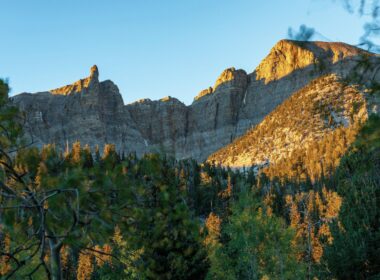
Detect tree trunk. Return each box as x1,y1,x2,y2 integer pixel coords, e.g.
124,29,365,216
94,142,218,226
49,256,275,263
49,240,63,280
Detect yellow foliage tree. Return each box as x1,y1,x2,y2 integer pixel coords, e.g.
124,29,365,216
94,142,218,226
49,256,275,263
285,187,342,273
204,212,222,248
93,244,112,267
77,251,94,280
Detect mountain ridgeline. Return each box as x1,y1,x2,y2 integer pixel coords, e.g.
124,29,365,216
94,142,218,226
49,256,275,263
12,40,380,170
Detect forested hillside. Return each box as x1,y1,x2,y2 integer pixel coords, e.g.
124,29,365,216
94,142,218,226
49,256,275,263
208,74,369,180
1,78,379,279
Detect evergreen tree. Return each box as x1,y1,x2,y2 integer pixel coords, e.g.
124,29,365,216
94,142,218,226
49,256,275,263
323,115,380,279
127,154,207,280
207,188,306,280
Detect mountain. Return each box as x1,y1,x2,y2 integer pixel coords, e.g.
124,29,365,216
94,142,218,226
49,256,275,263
11,40,380,164
208,74,368,179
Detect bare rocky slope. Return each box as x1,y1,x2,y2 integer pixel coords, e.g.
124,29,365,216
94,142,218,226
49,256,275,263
11,40,380,162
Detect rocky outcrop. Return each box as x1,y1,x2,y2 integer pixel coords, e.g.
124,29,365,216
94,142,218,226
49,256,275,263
255,40,371,84
185,67,249,160
126,96,188,155
50,65,100,96
11,40,380,162
12,67,148,155
194,87,213,101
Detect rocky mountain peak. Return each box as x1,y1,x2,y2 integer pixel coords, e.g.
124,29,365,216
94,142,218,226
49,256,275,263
50,65,100,95
214,67,247,90
300,41,371,62
194,68,247,101
255,39,370,84
90,65,99,80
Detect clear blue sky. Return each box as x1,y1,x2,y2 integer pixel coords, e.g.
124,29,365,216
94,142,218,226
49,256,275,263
1,0,367,105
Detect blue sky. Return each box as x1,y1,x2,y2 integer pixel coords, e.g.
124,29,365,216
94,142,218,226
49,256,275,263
1,0,368,104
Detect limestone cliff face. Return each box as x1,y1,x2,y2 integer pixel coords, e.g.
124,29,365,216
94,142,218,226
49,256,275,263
125,97,188,155
255,40,371,84
11,40,380,162
13,67,147,155
184,67,249,160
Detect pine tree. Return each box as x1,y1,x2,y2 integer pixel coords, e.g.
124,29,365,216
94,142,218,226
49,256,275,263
323,116,380,279
127,155,207,280
208,189,306,280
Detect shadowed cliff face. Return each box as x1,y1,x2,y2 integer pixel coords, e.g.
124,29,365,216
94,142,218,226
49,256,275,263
12,67,148,155
11,40,380,162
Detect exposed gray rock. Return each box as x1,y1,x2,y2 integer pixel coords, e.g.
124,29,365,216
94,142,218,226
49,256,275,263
11,40,380,161
12,69,148,155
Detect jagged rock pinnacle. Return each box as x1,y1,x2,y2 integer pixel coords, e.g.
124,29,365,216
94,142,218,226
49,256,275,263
90,65,99,80
50,65,100,95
